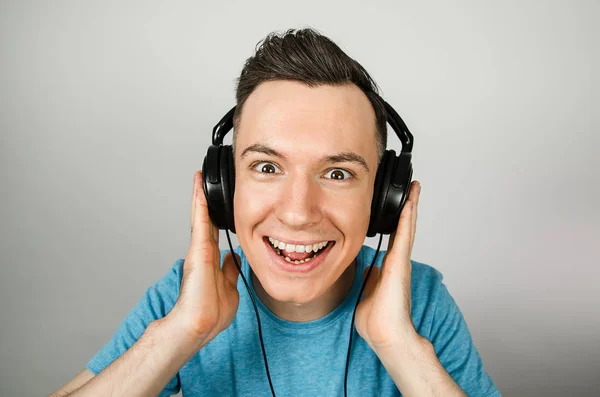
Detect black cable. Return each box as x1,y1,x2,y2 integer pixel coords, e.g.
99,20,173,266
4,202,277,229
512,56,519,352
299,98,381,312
344,233,384,397
225,230,277,397
225,231,383,397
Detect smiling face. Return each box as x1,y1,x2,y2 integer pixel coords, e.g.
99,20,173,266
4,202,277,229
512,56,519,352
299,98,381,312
233,80,380,313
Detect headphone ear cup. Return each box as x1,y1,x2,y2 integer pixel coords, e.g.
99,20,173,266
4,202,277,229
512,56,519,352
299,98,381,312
202,145,228,230
367,150,413,236
368,151,393,237
382,152,412,234
220,145,236,233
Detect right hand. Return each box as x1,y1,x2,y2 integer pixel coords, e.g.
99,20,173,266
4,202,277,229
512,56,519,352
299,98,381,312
166,170,241,346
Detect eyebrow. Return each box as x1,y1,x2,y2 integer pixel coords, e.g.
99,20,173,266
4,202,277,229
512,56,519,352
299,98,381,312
240,143,370,172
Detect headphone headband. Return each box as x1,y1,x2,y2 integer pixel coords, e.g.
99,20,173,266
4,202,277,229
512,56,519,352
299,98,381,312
212,106,236,145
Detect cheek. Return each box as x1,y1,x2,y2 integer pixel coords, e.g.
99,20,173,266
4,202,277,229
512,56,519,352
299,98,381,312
233,180,275,229
325,188,373,236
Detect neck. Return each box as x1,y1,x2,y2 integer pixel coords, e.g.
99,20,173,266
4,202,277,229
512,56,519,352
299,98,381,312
250,261,356,322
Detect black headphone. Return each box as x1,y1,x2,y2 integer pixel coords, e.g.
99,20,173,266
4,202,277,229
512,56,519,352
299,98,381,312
202,99,414,237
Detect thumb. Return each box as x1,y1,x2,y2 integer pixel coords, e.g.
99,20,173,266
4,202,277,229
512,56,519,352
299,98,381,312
361,265,381,299
222,252,241,287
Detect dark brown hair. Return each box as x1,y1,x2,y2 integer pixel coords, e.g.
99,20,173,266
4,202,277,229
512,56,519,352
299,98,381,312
232,28,387,162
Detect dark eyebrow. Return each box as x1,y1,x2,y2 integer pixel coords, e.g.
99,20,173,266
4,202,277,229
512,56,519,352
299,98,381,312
240,143,287,160
323,152,370,173
240,143,370,173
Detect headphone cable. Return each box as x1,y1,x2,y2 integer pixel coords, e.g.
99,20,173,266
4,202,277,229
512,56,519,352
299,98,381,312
226,230,277,397
344,233,383,397
225,230,384,397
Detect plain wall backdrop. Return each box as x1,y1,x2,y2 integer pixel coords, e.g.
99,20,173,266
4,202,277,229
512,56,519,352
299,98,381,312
1,1,598,396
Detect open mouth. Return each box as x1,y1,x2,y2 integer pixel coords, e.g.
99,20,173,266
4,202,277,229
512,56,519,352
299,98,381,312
264,237,333,265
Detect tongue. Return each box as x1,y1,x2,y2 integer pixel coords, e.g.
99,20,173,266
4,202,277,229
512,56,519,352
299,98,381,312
282,250,314,261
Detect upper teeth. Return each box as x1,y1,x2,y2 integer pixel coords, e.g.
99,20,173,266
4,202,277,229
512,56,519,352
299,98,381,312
268,237,329,254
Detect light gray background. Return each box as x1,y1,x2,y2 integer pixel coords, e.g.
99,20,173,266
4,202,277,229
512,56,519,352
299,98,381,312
1,1,598,396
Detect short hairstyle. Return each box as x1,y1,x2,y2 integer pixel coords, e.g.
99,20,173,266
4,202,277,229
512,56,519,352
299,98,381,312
232,27,387,163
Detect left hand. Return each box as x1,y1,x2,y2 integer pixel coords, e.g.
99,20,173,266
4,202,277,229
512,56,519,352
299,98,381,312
355,180,422,352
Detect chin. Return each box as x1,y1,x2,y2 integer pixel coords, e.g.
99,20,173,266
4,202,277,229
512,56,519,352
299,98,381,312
265,286,319,306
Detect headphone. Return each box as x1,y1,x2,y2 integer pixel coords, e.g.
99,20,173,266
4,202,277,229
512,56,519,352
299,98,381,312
202,99,414,237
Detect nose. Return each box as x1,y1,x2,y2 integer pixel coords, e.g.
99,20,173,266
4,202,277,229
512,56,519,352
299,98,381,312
274,173,323,230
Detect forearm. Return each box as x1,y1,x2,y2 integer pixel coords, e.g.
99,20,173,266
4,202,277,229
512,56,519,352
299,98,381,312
69,317,204,397
376,334,467,397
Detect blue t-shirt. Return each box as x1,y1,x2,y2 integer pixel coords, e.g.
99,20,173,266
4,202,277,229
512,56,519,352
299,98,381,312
86,245,501,396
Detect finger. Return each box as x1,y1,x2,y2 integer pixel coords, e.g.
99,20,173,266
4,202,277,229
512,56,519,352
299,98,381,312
191,170,198,231
191,170,218,248
381,199,413,277
410,181,421,246
393,198,413,256
222,252,241,287
387,181,419,252
194,170,219,244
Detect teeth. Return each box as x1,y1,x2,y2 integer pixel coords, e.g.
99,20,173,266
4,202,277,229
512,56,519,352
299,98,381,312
267,237,330,264
268,237,329,253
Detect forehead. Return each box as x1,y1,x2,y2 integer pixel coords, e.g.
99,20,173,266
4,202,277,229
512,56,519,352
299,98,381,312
235,80,378,165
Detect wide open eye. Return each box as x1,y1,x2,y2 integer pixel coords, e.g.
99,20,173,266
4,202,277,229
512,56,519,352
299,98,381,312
324,168,352,180
252,162,281,174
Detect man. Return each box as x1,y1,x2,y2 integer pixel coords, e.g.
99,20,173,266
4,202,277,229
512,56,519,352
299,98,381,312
50,28,501,396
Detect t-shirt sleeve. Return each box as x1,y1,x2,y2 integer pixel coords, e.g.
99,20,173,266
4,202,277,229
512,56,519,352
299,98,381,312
427,271,502,397
85,258,185,397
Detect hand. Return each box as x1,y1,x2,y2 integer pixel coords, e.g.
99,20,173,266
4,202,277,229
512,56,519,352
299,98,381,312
165,170,241,347
355,181,422,352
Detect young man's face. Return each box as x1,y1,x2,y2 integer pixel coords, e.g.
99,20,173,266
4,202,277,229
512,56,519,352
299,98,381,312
233,80,380,306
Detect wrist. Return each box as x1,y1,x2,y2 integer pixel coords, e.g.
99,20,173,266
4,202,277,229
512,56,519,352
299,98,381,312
374,331,432,370
150,315,208,357
373,333,466,396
